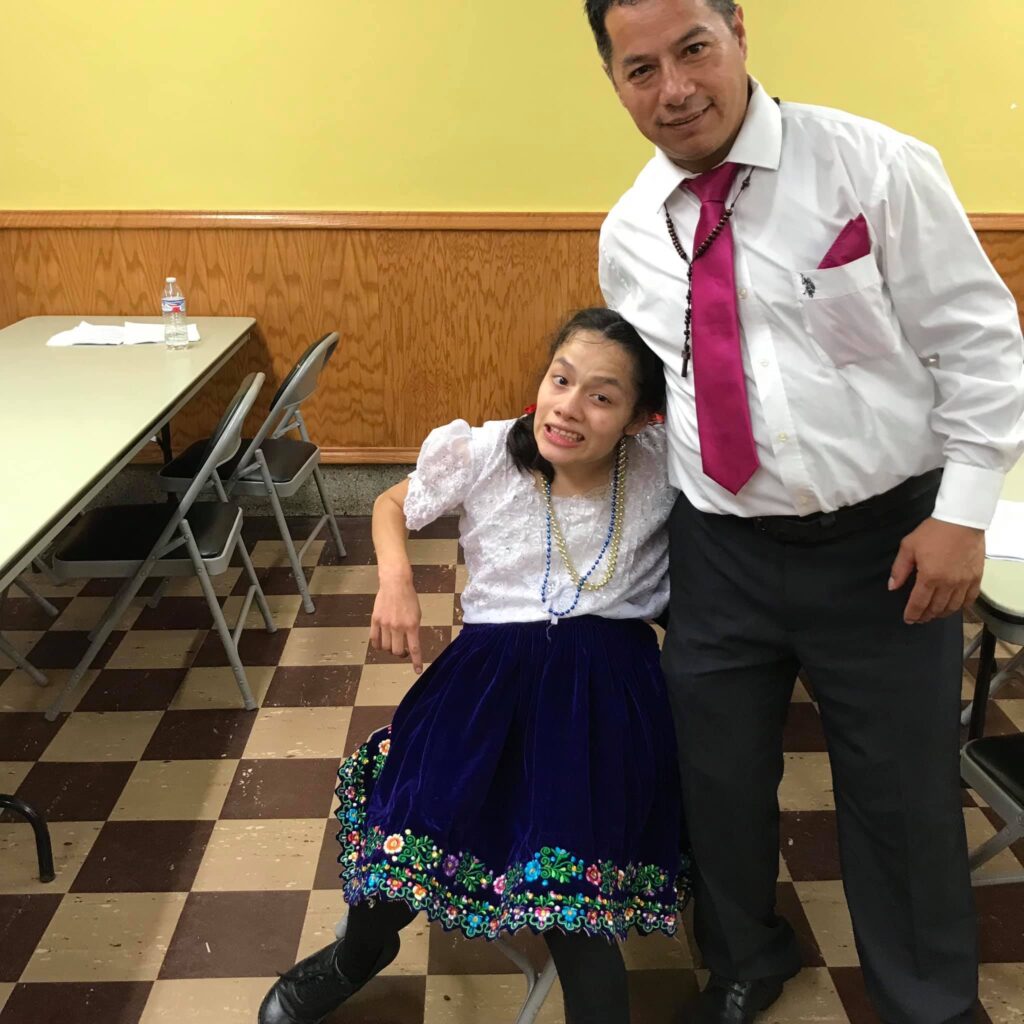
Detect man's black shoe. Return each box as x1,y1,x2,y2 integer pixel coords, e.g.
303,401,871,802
258,934,399,1024
693,971,798,1024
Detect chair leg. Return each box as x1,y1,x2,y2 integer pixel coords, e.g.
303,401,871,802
236,537,277,635
312,464,346,558
147,577,171,610
969,819,1024,876
0,795,56,882
13,578,60,618
257,452,315,614
181,522,258,711
0,632,48,687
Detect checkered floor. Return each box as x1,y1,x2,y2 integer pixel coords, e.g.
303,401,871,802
1,514,1023,1024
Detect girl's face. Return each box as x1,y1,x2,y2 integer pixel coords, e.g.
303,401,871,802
533,331,649,475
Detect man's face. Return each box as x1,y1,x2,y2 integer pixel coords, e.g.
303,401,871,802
604,0,750,172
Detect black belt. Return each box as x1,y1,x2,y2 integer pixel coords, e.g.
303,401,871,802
746,469,942,546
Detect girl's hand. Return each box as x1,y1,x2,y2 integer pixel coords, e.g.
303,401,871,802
369,579,424,674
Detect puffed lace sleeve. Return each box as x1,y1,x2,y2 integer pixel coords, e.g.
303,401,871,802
403,419,476,531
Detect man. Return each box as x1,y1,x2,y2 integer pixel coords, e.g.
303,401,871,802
584,1,1024,1022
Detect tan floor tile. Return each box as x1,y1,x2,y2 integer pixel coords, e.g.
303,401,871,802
621,929,694,969
998,700,1024,731
140,978,275,1023
418,593,456,627
0,631,44,661
778,852,792,883
0,761,30,792
51,596,146,632
406,539,459,565
297,893,431,975
454,565,469,595
39,711,163,762
242,706,353,759
451,625,463,641
0,822,103,895
425,974,565,1024
793,881,857,967
0,668,95,712
791,681,814,703
163,568,241,598
14,573,83,599
759,967,848,1023
964,807,1024,881
110,759,239,821
192,819,324,891
779,753,835,812
979,964,1024,1024
309,565,379,595
169,665,275,710
279,627,368,667
356,664,423,706
222,593,302,631
106,629,206,670
22,892,187,982
251,539,325,569
0,983,13,1014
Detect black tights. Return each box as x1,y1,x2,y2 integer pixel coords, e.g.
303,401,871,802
339,900,629,1024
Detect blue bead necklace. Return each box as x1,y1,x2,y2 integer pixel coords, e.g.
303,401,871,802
539,438,628,623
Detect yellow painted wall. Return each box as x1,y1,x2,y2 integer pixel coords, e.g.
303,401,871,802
1,1,1021,211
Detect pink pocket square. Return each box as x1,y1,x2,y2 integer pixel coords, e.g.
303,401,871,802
818,214,871,270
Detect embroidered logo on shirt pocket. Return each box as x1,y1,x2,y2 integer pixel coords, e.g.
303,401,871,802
792,254,900,368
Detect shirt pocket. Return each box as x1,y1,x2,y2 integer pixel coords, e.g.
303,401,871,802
791,254,900,368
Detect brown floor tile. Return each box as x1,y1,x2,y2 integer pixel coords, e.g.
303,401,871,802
319,535,376,566
0,981,152,1024
190,627,290,668
627,967,699,1023
975,884,1024,962
0,894,63,981
313,819,345,891
131,597,222,631
77,668,188,712
1,761,135,823
254,567,315,597
364,627,451,666
70,820,215,893
783,703,829,752
220,759,340,819
779,810,843,881
0,714,65,761
427,922,548,975
344,707,397,756
409,518,460,540
263,665,361,707
777,881,825,968
78,577,161,598
828,967,876,1024
160,891,309,979
141,709,256,761
0,596,71,631
302,594,376,627
411,566,456,594
330,974,426,1024
26,630,123,670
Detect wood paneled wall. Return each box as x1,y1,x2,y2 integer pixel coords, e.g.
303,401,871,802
1,211,1022,463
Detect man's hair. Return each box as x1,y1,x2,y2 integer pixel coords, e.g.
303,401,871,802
584,0,739,64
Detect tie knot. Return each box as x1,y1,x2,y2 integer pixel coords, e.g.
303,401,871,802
684,162,741,205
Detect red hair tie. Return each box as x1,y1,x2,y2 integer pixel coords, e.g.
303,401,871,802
523,403,537,415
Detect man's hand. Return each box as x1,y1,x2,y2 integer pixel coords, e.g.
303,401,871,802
369,578,424,673
889,517,985,625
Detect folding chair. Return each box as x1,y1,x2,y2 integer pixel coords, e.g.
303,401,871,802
42,373,276,721
960,585,1024,887
0,578,54,685
157,332,345,614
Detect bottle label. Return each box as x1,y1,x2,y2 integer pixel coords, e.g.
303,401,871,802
161,297,186,315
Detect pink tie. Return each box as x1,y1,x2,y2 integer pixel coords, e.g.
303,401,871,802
684,163,759,495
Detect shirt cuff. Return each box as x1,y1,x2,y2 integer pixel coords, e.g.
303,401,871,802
931,461,1005,530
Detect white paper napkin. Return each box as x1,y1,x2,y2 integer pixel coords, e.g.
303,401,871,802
46,321,201,347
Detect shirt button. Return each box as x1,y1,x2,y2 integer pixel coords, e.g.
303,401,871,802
760,359,770,368
738,287,749,300
777,433,788,444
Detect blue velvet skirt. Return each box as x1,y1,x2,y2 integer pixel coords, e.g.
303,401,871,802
335,616,690,941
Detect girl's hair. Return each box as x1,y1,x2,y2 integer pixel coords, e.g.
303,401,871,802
506,307,666,482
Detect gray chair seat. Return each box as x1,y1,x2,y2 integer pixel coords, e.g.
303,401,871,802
963,735,1024,808
159,437,318,490
54,502,242,575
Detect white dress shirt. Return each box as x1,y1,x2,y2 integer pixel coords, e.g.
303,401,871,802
599,80,1024,529
403,419,675,623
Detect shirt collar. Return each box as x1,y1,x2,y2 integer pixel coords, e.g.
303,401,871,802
644,78,782,213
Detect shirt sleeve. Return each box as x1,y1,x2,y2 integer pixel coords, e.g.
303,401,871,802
403,419,476,531
599,222,629,311
873,139,1024,528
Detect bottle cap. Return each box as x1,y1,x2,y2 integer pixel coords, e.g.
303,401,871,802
166,277,176,282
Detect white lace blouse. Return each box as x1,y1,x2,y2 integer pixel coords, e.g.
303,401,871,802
403,418,676,624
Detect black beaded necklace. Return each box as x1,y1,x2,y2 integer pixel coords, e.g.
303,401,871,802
662,166,755,377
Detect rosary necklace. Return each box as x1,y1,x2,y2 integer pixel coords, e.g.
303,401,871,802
539,438,628,623
663,166,754,377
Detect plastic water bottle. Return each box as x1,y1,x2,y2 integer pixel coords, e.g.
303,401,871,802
161,277,188,349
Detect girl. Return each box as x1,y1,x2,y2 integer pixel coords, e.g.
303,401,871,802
260,308,688,1024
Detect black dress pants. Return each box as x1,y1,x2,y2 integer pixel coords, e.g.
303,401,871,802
661,481,977,1024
